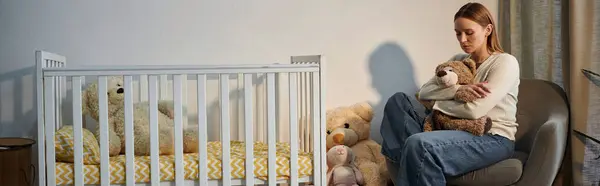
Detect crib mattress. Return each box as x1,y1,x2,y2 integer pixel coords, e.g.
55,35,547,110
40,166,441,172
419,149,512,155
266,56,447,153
54,141,313,185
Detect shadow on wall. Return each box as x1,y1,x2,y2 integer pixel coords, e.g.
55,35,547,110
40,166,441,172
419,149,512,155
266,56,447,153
367,42,421,144
204,74,267,142
0,66,37,139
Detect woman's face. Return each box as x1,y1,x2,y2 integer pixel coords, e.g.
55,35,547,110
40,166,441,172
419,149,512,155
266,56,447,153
454,17,490,54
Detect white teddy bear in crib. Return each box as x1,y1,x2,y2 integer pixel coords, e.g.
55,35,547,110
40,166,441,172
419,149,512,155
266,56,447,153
81,76,199,156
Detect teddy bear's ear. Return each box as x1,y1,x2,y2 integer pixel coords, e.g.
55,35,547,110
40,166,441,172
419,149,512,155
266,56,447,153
349,102,373,122
462,58,477,73
107,76,124,86
462,58,477,74
434,63,443,73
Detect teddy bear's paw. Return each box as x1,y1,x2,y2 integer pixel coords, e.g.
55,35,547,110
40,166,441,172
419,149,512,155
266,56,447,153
158,102,175,119
183,127,200,153
423,122,433,132
131,137,151,156
108,140,122,156
183,143,199,153
101,126,123,156
466,122,486,136
356,161,386,186
455,88,479,102
166,110,175,120
158,128,175,155
484,117,493,133
159,144,175,155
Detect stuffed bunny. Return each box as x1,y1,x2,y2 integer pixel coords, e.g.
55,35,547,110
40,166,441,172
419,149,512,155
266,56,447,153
326,145,365,186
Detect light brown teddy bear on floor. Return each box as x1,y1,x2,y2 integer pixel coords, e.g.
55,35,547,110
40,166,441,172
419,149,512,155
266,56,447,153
82,76,199,156
415,58,492,136
325,102,390,186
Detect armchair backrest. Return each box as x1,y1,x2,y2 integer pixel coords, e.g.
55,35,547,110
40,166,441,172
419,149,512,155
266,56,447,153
513,78,570,154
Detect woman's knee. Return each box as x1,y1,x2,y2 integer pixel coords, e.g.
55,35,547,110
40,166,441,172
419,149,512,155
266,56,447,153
390,92,411,101
404,133,433,152
385,92,412,109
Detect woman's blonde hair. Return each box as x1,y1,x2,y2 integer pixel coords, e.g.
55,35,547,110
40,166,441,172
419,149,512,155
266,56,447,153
454,2,504,53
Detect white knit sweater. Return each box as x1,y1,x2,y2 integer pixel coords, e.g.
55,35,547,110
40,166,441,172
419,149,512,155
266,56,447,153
418,53,520,141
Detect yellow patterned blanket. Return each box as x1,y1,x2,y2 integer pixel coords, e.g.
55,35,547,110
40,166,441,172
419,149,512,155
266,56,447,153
55,141,313,185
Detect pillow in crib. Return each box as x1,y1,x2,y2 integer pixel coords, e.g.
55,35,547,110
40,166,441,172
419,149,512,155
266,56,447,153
54,125,101,165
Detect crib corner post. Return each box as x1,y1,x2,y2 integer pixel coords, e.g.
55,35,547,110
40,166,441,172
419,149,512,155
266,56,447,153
35,50,46,186
35,50,67,186
318,55,327,186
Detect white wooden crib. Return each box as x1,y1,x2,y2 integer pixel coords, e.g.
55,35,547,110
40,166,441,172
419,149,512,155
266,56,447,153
35,50,327,186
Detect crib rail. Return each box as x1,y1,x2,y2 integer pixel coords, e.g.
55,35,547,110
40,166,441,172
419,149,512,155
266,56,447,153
42,64,320,76
35,51,326,186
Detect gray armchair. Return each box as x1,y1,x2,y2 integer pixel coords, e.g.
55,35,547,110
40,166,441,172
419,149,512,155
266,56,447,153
385,78,570,186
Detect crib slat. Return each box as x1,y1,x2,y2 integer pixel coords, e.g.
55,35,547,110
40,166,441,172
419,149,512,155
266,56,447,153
298,72,311,150
124,76,136,186
173,74,185,185
149,75,160,186
59,68,64,129
44,77,57,186
243,73,254,185
220,74,232,185
98,76,111,186
288,72,299,186
298,72,305,152
311,72,322,186
61,75,64,129
72,76,84,186
307,73,313,153
197,74,208,186
301,72,310,152
266,72,277,186
54,75,60,130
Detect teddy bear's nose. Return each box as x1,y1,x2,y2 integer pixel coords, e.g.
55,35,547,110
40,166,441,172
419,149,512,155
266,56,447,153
117,88,124,94
333,134,344,144
336,148,345,155
436,71,447,77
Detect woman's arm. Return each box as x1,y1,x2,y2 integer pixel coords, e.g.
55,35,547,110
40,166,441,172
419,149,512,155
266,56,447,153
433,54,520,119
417,77,462,100
417,53,469,100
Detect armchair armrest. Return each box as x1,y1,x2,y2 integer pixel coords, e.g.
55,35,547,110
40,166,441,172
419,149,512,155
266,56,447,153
515,116,568,186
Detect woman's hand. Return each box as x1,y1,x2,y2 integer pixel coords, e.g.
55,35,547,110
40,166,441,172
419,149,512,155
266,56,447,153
456,82,491,102
459,82,490,97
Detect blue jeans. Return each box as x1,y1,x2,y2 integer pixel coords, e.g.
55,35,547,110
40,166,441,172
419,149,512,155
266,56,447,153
380,92,515,186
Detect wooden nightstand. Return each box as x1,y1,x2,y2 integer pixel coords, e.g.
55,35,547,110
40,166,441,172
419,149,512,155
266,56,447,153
0,137,36,186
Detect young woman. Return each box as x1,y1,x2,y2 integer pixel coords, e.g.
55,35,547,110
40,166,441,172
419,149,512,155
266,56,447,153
379,2,520,185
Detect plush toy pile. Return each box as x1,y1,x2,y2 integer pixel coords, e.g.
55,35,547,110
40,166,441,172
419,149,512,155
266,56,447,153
81,76,199,156
325,102,390,186
415,58,492,136
327,145,364,186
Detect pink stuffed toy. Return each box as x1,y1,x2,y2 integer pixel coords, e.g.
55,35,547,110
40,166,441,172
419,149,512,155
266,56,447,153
326,145,365,186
